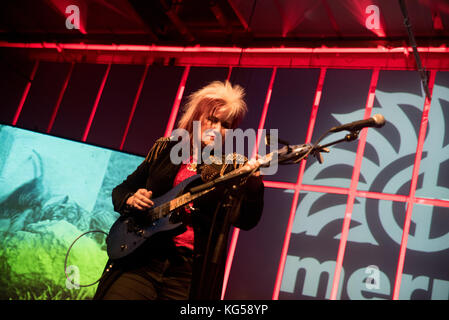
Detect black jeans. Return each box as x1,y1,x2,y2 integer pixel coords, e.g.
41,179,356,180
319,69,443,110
100,247,194,300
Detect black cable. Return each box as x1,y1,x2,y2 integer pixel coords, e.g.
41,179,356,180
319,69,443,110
284,130,331,165
237,0,258,65
64,230,110,288
398,0,431,99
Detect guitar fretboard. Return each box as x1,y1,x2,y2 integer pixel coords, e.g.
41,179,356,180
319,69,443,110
151,188,214,220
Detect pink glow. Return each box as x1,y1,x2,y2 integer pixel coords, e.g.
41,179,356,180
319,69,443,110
393,198,414,300
275,180,301,287
82,63,111,142
341,0,386,38
414,197,449,208
296,68,327,187
221,65,235,299
47,0,87,34
307,68,327,145
164,66,190,137
1,41,447,54
354,190,408,202
5,38,449,300
226,66,233,82
12,60,39,126
329,69,379,300
300,184,350,195
222,67,276,300
392,70,437,300
221,227,240,300
263,180,297,190
259,183,441,205
120,64,149,150
272,188,301,300
47,62,75,133
227,0,249,30
251,67,277,160
272,67,327,300
272,0,318,38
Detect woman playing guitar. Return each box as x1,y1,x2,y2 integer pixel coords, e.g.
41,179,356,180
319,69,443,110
94,81,264,300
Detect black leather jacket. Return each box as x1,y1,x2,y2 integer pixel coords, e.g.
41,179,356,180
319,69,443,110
95,137,264,299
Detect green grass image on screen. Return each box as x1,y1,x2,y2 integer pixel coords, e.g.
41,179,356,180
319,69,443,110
0,124,143,300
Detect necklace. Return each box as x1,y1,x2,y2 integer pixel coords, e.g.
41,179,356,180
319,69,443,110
187,162,197,172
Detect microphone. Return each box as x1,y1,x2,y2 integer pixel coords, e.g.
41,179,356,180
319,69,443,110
329,114,385,133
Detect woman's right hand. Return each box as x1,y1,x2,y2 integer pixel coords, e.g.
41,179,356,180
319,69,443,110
126,189,154,211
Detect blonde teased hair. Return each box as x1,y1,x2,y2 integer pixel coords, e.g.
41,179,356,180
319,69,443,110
177,80,247,135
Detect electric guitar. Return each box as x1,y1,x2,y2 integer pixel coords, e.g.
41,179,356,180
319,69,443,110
106,174,211,260
106,143,314,260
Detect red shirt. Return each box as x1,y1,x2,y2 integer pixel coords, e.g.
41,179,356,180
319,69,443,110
172,161,196,250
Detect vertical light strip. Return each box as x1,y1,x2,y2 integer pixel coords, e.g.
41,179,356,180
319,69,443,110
226,66,233,81
82,63,111,142
392,70,436,300
296,68,327,187
272,188,301,300
120,64,150,150
220,217,240,299
329,69,379,300
251,67,277,159
47,62,75,133
221,64,235,299
221,67,277,300
12,60,39,125
164,65,191,137
272,67,326,300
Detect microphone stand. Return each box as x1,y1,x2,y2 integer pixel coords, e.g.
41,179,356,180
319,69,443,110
316,130,359,149
191,129,362,299
270,130,360,166
196,185,241,299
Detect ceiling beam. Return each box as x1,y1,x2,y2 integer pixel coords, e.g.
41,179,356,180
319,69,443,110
160,0,195,42
210,1,233,34
226,0,249,31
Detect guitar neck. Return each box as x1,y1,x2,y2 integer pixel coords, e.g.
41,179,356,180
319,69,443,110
152,188,214,220
150,145,309,220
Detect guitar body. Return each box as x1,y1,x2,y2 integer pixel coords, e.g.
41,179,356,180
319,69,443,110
106,174,201,260
105,143,307,260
